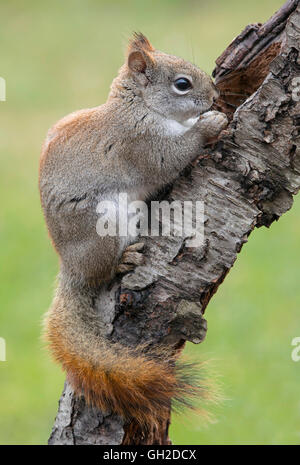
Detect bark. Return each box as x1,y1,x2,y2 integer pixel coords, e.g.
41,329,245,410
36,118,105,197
48,0,300,445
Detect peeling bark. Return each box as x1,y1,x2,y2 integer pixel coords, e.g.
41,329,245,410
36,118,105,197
49,0,300,445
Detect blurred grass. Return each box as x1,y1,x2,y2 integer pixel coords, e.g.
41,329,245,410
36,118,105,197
0,0,299,445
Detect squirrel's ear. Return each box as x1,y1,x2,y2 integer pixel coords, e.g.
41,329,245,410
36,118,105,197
128,50,148,73
127,33,155,75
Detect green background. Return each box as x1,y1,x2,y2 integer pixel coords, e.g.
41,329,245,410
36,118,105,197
0,0,299,445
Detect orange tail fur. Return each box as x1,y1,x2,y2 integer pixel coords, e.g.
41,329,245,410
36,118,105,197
44,282,213,428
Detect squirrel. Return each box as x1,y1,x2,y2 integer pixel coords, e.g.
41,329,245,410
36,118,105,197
39,33,227,428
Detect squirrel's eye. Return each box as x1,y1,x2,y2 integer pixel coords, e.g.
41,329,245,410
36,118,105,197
173,77,192,94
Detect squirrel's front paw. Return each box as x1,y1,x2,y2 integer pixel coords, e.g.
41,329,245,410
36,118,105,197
117,242,145,274
198,110,228,140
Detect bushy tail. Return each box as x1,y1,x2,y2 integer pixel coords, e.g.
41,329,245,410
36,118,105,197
44,282,215,428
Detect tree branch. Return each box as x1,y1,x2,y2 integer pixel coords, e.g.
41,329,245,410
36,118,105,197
48,0,300,445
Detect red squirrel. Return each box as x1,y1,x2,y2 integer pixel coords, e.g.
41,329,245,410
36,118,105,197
39,33,227,428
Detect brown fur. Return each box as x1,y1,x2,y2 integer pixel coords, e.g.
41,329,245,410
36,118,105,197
128,32,155,54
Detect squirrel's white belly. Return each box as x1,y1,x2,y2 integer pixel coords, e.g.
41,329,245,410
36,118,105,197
162,116,199,136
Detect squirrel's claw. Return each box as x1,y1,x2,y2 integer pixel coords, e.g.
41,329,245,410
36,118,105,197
198,110,228,140
124,242,145,252
122,250,145,266
117,263,136,274
117,242,145,274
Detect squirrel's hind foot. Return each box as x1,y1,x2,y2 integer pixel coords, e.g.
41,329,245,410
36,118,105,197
117,242,145,274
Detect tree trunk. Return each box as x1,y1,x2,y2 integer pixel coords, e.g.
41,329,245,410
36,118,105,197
48,0,300,445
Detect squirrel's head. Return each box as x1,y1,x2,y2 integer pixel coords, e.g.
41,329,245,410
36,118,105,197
111,33,219,123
